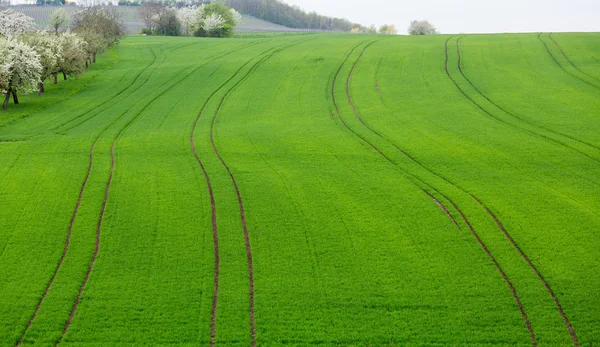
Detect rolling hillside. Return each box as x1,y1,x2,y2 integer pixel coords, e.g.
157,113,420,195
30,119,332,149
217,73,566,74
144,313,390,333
10,5,295,34
0,33,599,346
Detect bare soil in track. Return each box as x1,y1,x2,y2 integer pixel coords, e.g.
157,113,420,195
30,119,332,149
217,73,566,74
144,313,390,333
336,41,538,346
51,43,260,346
473,198,580,346
189,52,261,346
15,139,99,347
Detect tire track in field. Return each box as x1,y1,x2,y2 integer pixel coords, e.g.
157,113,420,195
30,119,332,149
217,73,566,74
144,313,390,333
537,33,600,91
342,41,461,229
46,42,269,346
455,37,600,155
332,40,538,345
207,39,309,347
548,33,600,85
190,51,267,346
49,46,159,133
473,197,580,346
55,41,247,134
15,138,98,347
445,37,600,166
351,38,582,345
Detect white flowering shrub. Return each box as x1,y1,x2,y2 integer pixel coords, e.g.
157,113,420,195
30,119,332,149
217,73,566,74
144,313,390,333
0,9,35,39
408,20,438,35
231,9,242,26
20,31,62,95
177,7,197,36
202,13,226,33
0,38,42,109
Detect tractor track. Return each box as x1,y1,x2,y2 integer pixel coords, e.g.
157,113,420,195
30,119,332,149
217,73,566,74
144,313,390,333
56,41,260,135
50,46,160,133
455,37,600,156
343,41,461,229
49,41,269,346
348,38,583,345
537,33,600,91
473,198,580,346
548,34,600,85
333,40,538,345
15,138,99,347
207,38,310,347
445,37,600,165
190,50,269,346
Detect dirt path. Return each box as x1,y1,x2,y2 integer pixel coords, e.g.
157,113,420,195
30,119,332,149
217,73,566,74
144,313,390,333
473,198,580,346
334,41,538,345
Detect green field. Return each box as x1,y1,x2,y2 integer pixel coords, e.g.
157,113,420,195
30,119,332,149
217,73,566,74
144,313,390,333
0,32,599,346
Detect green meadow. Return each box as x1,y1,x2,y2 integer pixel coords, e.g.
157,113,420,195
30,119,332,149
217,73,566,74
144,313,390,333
0,33,598,346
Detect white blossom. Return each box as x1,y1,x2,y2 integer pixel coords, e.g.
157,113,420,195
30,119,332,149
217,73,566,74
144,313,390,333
20,31,62,85
49,8,71,33
0,38,42,108
177,7,197,36
0,9,35,39
231,9,242,26
202,13,225,33
408,20,438,35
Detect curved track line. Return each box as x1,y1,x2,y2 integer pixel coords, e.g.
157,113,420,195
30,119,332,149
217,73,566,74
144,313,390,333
456,37,600,154
351,38,584,345
50,46,159,133
15,139,99,346
58,41,263,135
357,38,586,345
335,41,538,345
206,39,309,347
473,198,580,346
190,53,265,347
445,37,600,165
537,33,600,91
344,42,461,230
52,41,267,346
548,33,600,85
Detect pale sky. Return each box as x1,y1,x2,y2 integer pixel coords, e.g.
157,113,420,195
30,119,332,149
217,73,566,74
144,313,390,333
284,0,600,34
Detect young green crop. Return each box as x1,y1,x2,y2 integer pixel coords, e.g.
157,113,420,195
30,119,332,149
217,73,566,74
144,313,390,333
0,33,598,346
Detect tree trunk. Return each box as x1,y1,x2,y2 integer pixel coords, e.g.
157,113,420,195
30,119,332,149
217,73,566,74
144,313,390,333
3,90,10,110
54,73,58,84
85,60,89,69
93,53,96,63
38,82,43,96
63,72,67,81
12,90,18,104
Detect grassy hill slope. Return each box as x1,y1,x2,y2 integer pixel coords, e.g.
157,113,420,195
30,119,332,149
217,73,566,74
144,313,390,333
0,33,598,346
11,5,294,34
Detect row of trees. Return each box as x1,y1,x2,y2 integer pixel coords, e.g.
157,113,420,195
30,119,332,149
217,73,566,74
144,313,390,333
0,7,125,109
139,2,241,37
219,0,362,32
350,21,438,35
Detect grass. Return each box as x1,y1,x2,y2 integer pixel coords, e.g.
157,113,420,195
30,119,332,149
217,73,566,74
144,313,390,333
0,32,598,346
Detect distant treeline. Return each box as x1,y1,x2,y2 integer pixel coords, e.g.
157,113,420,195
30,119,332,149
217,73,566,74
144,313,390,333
218,0,362,32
